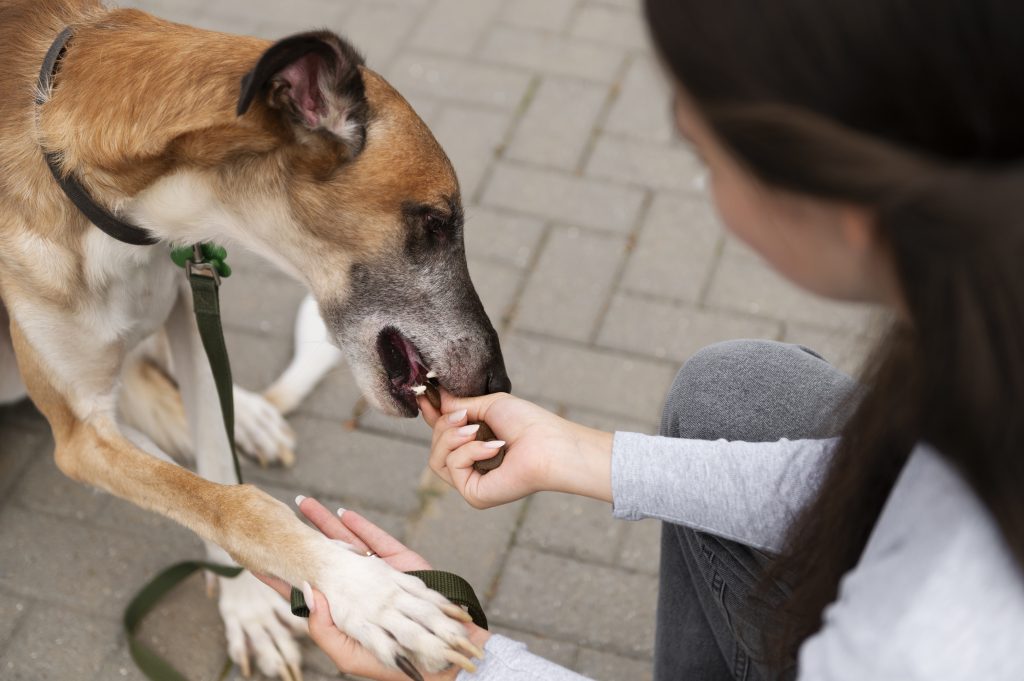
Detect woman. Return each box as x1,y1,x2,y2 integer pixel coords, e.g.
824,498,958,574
267,0,1024,678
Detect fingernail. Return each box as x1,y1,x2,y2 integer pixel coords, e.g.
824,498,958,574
457,424,480,437
294,495,306,507
448,409,468,424
483,440,505,449
301,581,316,614
336,507,347,518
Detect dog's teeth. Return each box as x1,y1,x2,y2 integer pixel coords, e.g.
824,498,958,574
426,370,437,379
411,385,427,395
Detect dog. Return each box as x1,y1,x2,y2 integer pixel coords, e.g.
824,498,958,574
0,0,511,678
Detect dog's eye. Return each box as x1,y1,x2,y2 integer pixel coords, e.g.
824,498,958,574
423,214,449,238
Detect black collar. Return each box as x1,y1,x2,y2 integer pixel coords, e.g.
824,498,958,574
37,28,159,247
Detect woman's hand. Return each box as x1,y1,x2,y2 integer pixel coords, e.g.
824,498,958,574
418,390,614,508
255,497,490,681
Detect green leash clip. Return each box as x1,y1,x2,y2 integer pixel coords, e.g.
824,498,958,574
170,243,232,278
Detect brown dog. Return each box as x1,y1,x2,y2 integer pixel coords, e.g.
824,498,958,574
0,0,509,677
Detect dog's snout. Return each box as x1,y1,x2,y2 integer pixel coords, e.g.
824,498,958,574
486,365,511,395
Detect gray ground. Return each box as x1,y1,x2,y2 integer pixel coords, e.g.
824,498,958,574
0,1,879,679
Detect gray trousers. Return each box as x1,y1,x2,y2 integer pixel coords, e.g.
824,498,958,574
654,340,857,681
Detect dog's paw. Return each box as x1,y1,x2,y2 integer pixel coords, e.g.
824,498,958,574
218,569,306,680
234,386,296,467
313,542,482,676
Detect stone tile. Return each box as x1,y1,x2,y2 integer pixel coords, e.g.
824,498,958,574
618,519,661,576
0,593,30,652
489,547,658,656
570,4,650,50
598,294,782,363
464,206,546,269
431,105,511,199
604,55,676,143
575,648,653,681
490,626,579,667
506,76,609,171
12,453,109,523
356,408,433,445
503,333,677,424
0,422,49,501
1,605,120,681
224,328,294,391
480,27,626,83
469,257,525,325
389,52,532,109
482,163,645,234
586,134,704,193
407,488,524,594
515,227,627,342
620,193,723,303
220,269,306,339
0,507,199,616
707,239,880,332
518,493,623,564
499,0,579,32
782,322,882,378
244,415,428,513
410,0,503,57
342,2,419,69
293,362,364,422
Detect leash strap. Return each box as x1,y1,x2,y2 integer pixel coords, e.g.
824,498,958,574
289,569,489,630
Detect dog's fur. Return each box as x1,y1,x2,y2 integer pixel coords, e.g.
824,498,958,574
0,0,508,676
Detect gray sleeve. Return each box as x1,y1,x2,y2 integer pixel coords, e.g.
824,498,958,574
456,635,593,681
611,431,837,553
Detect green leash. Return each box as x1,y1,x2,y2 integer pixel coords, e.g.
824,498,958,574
125,244,487,681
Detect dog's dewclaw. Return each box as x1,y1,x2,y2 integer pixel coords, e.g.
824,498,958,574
423,383,506,473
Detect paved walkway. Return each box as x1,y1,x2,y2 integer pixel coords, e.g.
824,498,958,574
0,1,878,679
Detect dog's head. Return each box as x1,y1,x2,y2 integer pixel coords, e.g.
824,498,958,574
224,31,510,416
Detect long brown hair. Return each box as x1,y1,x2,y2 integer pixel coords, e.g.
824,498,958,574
645,0,1024,666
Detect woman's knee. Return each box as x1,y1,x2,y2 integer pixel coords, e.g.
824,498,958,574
659,339,854,441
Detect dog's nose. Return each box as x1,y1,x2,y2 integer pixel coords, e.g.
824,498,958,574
486,365,512,394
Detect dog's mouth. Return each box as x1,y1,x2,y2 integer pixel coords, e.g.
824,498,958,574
376,327,435,416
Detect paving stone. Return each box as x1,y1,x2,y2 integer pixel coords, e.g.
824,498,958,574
491,626,579,667
0,592,30,653
515,227,627,341
410,0,503,57
620,193,723,303
707,239,880,332
430,105,511,199
499,0,579,32
489,547,658,656
356,407,434,445
782,321,881,377
12,452,109,524
389,52,532,109
293,362,365,422
225,328,295,392
503,333,677,423
244,415,427,514
480,26,626,83
569,4,650,50
604,55,676,144
0,605,120,681
575,647,653,681
220,269,307,339
342,2,420,70
482,163,645,234
506,76,610,171
0,506,203,616
0,422,49,501
598,294,782,363
464,206,546,269
586,134,704,193
518,493,623,565
618,518,661,576
406,488,524,594
469,257,525,325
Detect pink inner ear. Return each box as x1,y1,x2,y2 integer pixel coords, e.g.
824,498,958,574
280,54,324,127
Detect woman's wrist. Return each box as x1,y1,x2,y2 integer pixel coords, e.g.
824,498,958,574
546,424,614,502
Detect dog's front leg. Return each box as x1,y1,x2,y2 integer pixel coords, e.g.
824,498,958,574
165,285,306,680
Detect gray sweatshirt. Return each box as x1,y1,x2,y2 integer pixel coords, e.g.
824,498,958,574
458,434,1024,680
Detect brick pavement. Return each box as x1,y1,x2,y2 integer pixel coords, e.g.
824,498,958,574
0,0,880,679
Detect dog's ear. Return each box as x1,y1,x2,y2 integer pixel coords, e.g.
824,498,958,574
237,31,368,155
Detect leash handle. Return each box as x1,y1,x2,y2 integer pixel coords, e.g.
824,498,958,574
289,570,489,630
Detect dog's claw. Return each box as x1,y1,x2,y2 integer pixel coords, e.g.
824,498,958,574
278,660,301,681
444,650,477,673
395,655,424,681
239,655,251,679
456,636,485,660
441,603,473,623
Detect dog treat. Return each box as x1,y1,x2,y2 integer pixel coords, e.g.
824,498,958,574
419,381,506,473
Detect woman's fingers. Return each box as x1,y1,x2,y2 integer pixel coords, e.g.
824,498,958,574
428,409,471,475
440,390,508,424
417,393,441,428
337,509,410,559
296,497,370,554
